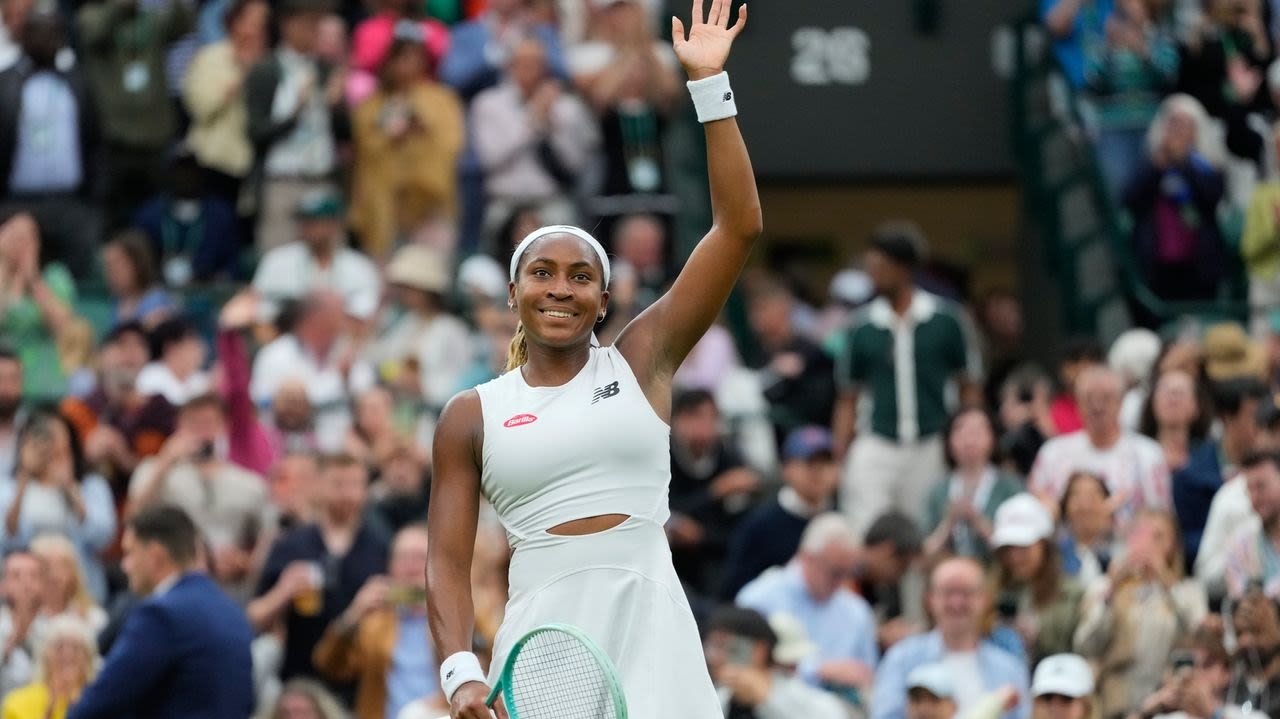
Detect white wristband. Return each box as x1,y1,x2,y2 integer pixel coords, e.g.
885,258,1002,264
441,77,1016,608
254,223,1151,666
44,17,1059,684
440,651,486,702
687,71,737,123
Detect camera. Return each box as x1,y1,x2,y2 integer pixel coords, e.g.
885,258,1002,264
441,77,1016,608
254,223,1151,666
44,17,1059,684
194,441,216,462
996,592,1019,621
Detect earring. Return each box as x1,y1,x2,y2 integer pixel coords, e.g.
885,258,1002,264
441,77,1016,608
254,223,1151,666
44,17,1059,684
598,312,607,322
509,302,516,311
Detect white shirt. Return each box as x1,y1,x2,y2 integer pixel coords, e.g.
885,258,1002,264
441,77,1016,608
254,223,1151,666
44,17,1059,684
128,458,271,550
1028,429,1172,524
0,608,43,696
944,650,985,717
1196,476,1256,592
136,362,211,406
263,48,335,178
566,39,677,77
9,70,82,193
365,311,474,409
250,333,375,451
252,242,382,320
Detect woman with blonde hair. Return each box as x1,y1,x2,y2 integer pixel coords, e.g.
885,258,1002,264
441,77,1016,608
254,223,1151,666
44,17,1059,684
0,614,100,719
1074,508,1207,719
260,678,349,719
30,534,107,633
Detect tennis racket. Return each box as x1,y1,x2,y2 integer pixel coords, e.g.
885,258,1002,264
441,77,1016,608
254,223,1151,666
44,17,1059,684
436,623,628,719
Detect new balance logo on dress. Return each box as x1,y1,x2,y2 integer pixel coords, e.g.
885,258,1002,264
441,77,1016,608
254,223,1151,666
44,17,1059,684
592,382,621,404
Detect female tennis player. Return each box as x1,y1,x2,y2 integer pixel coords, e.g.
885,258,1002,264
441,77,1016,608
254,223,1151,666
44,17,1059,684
426,1,758,716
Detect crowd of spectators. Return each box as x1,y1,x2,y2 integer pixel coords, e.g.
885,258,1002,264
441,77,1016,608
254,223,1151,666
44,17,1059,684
4,0,1280,718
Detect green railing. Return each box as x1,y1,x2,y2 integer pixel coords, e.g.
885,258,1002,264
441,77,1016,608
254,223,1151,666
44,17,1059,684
1008,9,1249,343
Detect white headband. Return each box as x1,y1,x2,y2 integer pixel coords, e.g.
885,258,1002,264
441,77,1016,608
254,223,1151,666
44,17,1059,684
509,225,611,287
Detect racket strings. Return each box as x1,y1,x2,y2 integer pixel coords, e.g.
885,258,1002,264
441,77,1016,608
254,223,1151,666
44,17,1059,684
509,630,619,718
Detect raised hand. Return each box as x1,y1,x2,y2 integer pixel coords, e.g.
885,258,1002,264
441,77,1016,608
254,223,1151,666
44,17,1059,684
671,0,747,80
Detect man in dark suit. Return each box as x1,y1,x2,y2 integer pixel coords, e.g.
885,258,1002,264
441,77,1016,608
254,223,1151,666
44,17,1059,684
68,505,255,719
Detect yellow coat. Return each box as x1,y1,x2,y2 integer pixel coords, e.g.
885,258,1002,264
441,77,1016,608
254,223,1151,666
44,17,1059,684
1242,181,1280,280
1,684,69,719
350,82,465,260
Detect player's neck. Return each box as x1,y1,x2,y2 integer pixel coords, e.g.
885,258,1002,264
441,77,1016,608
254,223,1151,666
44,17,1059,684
520,343,592,387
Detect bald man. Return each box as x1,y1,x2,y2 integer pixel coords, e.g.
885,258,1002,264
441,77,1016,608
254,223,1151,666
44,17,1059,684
870,558,1029,719
1027,366,1171,524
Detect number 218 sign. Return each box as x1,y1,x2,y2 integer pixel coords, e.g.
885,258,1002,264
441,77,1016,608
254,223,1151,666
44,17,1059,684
790,27,871,86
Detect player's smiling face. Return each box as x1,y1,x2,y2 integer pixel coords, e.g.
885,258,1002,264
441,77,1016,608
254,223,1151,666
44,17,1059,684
510,234,610,347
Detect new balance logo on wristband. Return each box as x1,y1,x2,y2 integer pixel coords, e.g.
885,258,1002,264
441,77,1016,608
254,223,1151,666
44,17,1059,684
723,91,732,102
592,382,621,404
445,669,455,680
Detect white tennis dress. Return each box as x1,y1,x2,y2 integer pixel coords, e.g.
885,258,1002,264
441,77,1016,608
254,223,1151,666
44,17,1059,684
475,345,722,718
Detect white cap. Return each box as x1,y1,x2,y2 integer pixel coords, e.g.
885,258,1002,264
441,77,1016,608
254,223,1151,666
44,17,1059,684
767,613,817,667
1032,654,1095,698
907,663,954,699
991,494,1055,549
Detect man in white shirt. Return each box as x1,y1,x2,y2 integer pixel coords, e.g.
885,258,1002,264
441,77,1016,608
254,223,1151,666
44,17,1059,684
0,548,45,696
1028,366,1171,524
252,189,381,323
251,290,376,450
127,394,272,599
135,316,211,406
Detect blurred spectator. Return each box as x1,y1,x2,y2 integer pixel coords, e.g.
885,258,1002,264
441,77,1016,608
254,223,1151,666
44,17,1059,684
100,231,178,329
350,24,464,260
1244,123,1280,338
735,513,879,698
1075,508,1207,719
1224,450,1280,596
76,0,193,226
1108,328,1161,431
0,347,21,477
1057,471,1117,587
1027,654,1095,719
183,0,268,204
870,557,1030,719
1125,94,1227,306
0,411,115,601
1049,337,1105,435
438,0,566,102
1041,0,1112,88
343,386,404,467
1028,366,1171,525
132,147,244,287
0,11,102,281
349,0,449,102
127,394,271,596
0,549,45,696
923,408,1023,562
976,289,1027,410
1178,0,1270,123
212,292,292,475
0,214,78,398
570,0,681,233
246,0,348,253
0,0,32,71
720,426,838,601
472,36,599,230
834,222,981,537
252,189,381,322
271,452,321,529
1174,375,1263,565
1196,377,1269,591
135,316,210,405
987,494,1083,663
1223,589,1280,717
368,440,428,533
903,663,959,719
1140,369,1213,561
365,244,472,413
30,533,107,631
703,606,847,719
1084,0,1180,202
250,291,375,450
61,322,177,486
312,524,439,719
0,614,99,719
745,279,836,448
604,214,668,327
249,454,389,688
261,678,349,719
997,366,1057,476
68,505,254,719
668,389,760,594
